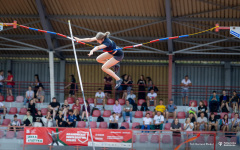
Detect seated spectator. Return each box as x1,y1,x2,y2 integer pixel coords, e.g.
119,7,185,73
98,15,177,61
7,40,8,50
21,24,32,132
42,111,53,127
209,91,220,112
221,101,230,113
0,101,7,119
126,89,136,104
109,112,119,129
184,118,194,131
165,99,177,123
67,110,76,127
61,99,70,118
170,118,182,148
221,114,229,132
153,111,164,130
94,88,105,109
123,100,132,123
230,91,239,113
220,90,229,105
189,113,197,131
146,89,157,107
113,100,121,117
73,108,81,121
141,113,152,132
155,99,166,117
23,111,33,126
82,100,90,120
8,115,20,133
24,86,34,106
198,100,208,118
72,99,81,112
187,101,197,119
122,90,128,101
48,97,60,119
197,112,207,131
56,111,67,127
231,113,240,132
208,113,218,131
33,110,43,127
28,99,36,117
35,86,45,103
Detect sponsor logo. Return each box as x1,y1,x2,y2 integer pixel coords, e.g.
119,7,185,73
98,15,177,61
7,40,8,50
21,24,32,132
26,135,43,143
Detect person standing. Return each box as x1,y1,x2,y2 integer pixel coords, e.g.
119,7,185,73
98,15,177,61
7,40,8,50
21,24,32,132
137,75,146,100
65,75,77,98
180,75,192,106
0,70,4,95
104,74,113,99
4,70,14,96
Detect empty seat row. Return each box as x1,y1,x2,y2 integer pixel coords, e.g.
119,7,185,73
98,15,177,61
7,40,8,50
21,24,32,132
0,130,24,139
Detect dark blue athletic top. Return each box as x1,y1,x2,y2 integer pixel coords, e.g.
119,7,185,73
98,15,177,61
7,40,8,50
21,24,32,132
102,38,117,54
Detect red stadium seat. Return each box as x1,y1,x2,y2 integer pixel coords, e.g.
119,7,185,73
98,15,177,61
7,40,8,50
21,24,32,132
132,122,140,129
6,131,15,139
231,113,239,118
164,123,171,130
6,96,14,102
41,108,48,116
189,100,197,107
151,134,159,143
8,107,18,114
0,130,4,139
218,136,227,143
134,111,143,118
230,137,237,142
107,98,115,105
140,134,148,143
77,97,84,104
87,98,94,104
90,122,97,128
99,122,108,129
17,131,24,139
118,99,125,105
162,135,171,144
17,119,22,125
207,136,214,144
196,135,205,144
121,122,129,129
92,110,101,117
0,95,4,102
145,111,153,118
67,97,74,104
103,110,111,117
220,112,228,119
202,100,208,106
2,119,11,126
138,99,146,106
177,112,186,119
16,96,24,103
133,135,136,143
77,121,86,128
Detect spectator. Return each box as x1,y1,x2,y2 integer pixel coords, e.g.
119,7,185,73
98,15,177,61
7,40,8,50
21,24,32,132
33,110,43,127
208,113,218,131
113,100,121,117
23,86,34,106
165,99,177,123
184,118,194,131
209,91,220,112
104,74,113,99
82,100,90,120
189,113,197,131
65,75,77,98
198,100,208,118
122,74,129,91
220,90,229,105
56,110,67,127
187,101,197,119
170,118,182,148
67,110,76,127
141,113,152,132
137,75,146,100
42,111,53,127
33,74,43,98
230,91,239,113
123,100,132,123
153,111,164,130
231,113,240,132
221,101,230,113
0,70,4,95
155,99,166,117
109,112,119,129
28,99,36,117
72,99,81,120
180,75,192,106
221,114,229,132
35,86,45,103
94,88,105,109
73,108,81,121
197,112,207,131
146,89,157,107
126,75,133,94
146,77,153,91
0,101,6,119
23,111,33,126
48,97,60,119
122,90,128,101
61,99,70,118
126,89,136,104
8,115,20,133
4,70,14,96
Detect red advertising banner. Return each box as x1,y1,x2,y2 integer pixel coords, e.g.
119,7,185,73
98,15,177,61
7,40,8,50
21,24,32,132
24,127,132,148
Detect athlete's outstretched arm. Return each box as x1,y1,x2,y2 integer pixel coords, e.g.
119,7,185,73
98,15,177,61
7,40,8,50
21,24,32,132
74,37,97,42
88,44,107,56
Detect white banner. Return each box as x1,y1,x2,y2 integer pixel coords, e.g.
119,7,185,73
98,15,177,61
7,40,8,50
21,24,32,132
230,27,240,39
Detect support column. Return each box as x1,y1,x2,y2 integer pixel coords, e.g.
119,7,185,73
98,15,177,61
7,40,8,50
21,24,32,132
59,60,66,102
49,51,55,100
168,55,173,101
172,61,176,101
224,61,231,87
6,59,12,73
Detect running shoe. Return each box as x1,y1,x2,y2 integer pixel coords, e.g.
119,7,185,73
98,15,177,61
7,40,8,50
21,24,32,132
115,79,123,89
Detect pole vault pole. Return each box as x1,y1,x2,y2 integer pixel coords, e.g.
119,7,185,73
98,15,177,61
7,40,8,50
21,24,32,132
68,20,95,150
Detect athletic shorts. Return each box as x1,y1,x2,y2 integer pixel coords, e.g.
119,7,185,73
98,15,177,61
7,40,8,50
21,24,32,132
182,88,189,97
111,50,124,61
6,85,13,88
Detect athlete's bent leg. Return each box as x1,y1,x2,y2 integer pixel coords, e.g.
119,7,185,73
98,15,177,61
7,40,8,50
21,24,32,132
96,52,113,64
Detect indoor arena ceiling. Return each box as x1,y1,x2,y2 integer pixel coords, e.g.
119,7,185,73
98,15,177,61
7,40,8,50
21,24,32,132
0,0,240,61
